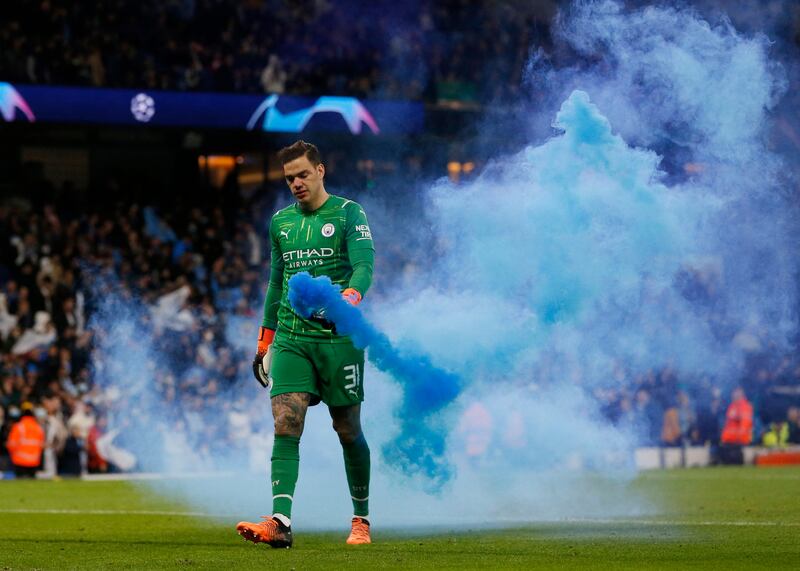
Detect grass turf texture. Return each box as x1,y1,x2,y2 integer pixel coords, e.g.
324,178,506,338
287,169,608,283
1,467,798,570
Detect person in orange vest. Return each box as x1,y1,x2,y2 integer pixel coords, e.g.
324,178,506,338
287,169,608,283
718,387,753,465
721,387,754,445
5,402,46,478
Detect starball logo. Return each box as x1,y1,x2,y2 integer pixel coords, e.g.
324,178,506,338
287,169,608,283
0,83,35,122
247,95,379,135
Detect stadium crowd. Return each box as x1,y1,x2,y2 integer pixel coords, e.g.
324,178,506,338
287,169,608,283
2,1,800,478
0,0,554,104
0,180,274,476
2,174,800,478
3,1,800,110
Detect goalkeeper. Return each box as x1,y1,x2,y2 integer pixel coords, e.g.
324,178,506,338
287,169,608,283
236,141,374,548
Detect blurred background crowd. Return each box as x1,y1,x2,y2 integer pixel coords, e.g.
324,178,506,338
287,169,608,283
0,0,557,105
3,0,797,107
2,0,800,477
2,181,800,478
0,185,270,477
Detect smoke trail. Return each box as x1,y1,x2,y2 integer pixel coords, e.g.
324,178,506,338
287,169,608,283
288,271,460,485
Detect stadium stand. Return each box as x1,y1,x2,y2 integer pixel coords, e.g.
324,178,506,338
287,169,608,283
2,179,800,475
2,1,800,476
0,0,554,103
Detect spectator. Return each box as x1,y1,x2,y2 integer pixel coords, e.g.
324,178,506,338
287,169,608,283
58,425,84,476
0,292,18,340
721,387,754,445
676,390,696,443
695,387,725,446
661,390,696,446
11,311,56,355
457,402,493,460
41,393,68,478
67,401,95,441
762,421,789,448
87,415,109,474
0,404,6,471
5,402,45,478
260,55,287,94
661,405,681,446
719,387,754,465
53,296,82,338
632,388,661,445
787,406,800,444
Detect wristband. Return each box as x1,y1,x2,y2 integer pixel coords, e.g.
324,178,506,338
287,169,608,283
257,326,276,354
342,288,362,306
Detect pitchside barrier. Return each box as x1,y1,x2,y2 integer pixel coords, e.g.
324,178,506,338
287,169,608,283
4,448,800,479
635,445,800,469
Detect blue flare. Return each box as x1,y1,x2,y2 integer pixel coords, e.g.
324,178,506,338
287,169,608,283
288,272,460,486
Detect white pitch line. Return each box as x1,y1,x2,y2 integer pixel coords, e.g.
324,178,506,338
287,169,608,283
0,509,798,527
81,471,237,482
640,473,800,481
555,517,800,527
0,508,234,518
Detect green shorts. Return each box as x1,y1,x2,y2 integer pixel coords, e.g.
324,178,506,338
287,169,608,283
269,335,365,407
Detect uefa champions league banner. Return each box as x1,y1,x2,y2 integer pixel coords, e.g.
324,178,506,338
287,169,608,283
0,82,423,135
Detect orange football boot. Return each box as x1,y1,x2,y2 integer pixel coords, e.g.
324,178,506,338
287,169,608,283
346,517,371,545
236,516,293,548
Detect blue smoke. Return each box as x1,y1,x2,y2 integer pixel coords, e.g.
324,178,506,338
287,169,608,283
513,0,795,375
339,0,794,498
289,83,689,486
288,272,460,485
86,266,263,477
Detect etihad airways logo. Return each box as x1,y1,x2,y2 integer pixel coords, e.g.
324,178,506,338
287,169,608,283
247,94,379,135
0,83,35,122
283,247,334,269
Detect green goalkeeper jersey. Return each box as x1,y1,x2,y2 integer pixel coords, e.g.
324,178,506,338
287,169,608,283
262,194,375,342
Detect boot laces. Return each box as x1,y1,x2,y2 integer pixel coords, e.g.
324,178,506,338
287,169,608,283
258,517,280,537
349,517,370,540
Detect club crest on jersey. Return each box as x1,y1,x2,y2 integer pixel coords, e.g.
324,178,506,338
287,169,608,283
321,223,335,237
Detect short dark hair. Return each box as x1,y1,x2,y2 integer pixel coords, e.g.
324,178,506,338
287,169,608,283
277,140,322,166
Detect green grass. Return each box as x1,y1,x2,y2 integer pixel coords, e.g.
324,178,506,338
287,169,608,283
1,467,799,570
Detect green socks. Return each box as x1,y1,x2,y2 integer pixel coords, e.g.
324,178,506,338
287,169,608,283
271,435,300,521
342,434,371,518
270,434,370,523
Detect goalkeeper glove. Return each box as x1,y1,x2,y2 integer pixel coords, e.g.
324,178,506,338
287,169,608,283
252,326,275,389
309,308,337,334
342,288,362,305
307,289,362,334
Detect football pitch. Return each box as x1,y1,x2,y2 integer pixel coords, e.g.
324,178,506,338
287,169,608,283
1,467,798,570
